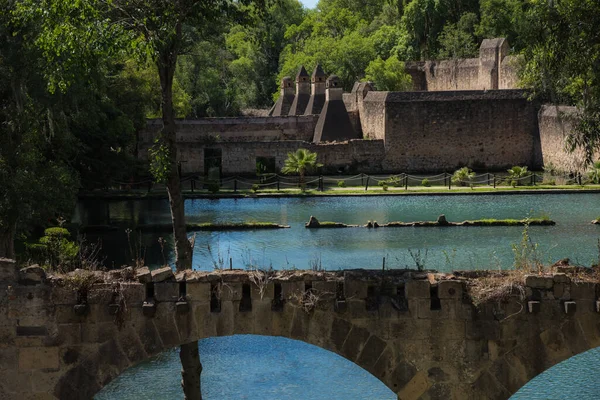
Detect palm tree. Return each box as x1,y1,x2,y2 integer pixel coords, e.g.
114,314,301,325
507,166,529,186
281,149,322,190
588,161,600,184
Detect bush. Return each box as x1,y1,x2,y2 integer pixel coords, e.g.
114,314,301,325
421,178,431,187
251,184,260,192
378,181,389,191
38,227,79,271
206,181,220,193
451,167,475,187
337,180,346,188
385,176,401,186
507,166,529,186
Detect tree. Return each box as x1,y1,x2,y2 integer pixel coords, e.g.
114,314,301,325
520,0,600,167
281,149,322,189
364,55,412,91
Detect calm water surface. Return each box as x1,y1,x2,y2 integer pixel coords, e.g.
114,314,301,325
76,193,600,271
95,335,396,400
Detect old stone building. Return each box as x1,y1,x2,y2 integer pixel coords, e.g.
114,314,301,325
138,38,582,176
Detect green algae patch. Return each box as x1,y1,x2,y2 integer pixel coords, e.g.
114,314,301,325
305,215,555,228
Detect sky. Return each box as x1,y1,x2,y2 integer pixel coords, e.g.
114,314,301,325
300,0,319,9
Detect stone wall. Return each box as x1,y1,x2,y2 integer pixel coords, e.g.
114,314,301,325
4,263,600,400
150,139,385,175
376,90,542,172
405,38,519,92
140,115,319,146
538,105,597,173
360,91,387,141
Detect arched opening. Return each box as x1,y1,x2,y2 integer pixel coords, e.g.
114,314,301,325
511,347,600,399
95,335,396,399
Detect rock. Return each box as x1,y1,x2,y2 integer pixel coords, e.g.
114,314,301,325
151,266,174,282
306,216,320,228
136,267,152,283
366,221,373,228
437,215,448,225
19,265,46,284
373,221,379,228
525,275,554,290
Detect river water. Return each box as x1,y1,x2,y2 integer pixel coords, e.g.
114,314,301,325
77,193,600,271
84,193,600,399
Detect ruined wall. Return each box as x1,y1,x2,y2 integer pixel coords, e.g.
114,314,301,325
538,105,597,173
378,90,542,172
140,115,319,146
360,92,387,141
404,38,519,92
159,140,384,175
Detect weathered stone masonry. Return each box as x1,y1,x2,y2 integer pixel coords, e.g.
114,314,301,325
3,258,600,400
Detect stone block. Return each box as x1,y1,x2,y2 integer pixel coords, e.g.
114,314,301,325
553,273,570,284
151,266,174,282
0,258,17,283
438,280,463,299
186,282,211,302
528,301,540,314
154,282,179,302
330,317,352,351
18,265,46,285
343,279,369,299
120,283,145,305
220,283,242,302
356,335,387,369
553,283,570,300
279,281,304,301
564,301,577,315
406,280,430,298
136,267,152,283
87,284,114,304
525,275,554,290
50,286,78,305
571,282,596,300
312,280,337,294
341,325,370,361
18,347,59,371
250,281,274,301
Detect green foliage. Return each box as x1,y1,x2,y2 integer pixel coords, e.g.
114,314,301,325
148,138,171,184
511,223,543,273
421,178,431,187
337,180,346,187
251,184,260,192
588,162,600,184
452,167,475,186
36,227,80,272
438,12,479,59
206,182,220,194
507,166,529,186
378,181,389,191
281,149,322,189
365,55,412,91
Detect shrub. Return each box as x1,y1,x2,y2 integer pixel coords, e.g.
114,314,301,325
251,184,260,192
206,181,220,193
451,167,475,187
378,181,389,191
38,227,79,271
421,178,431,187
337,180,346,188
588,161,600,184
507,166,529,186
385,176,401,186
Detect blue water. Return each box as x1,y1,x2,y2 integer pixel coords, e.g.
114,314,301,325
95,335,396,399
77,193,600,271
511,347,600,399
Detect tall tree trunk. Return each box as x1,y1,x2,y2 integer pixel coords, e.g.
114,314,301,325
157,34,201,400
0,221,16,259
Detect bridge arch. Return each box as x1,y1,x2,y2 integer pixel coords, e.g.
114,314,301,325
3,260,600,400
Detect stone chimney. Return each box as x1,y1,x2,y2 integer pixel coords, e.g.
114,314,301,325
304,64,327,115
313,75,358,143
289,66,311,115
269,76,295,116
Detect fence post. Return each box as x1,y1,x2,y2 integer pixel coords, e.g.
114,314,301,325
532,173,535,186
191,178,195,192
277,176,280,191
487,173,490,186
229,258,233,270
319,175,323,191
493,174,496,188
382,257,385,272
448,175,451,190
234,178,237,193
365,177,370,191
361,173,364,186
405,175,408,190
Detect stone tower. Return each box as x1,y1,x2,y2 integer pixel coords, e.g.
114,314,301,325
269,76,295,116
289,66,311,115
313,75,358,143
304,64,327,115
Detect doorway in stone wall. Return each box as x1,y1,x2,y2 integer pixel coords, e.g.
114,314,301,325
256,156,276,183
204,148,222,181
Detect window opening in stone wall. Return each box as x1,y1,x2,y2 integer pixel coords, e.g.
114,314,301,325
256,157,277,182
240,284,252,312
272,283,284,311
430,285,442,310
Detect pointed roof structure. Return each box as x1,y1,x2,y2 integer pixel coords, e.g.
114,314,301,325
296,66,309,81
311,64,327,82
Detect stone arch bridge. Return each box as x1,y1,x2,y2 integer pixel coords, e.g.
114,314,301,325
1,258,600,400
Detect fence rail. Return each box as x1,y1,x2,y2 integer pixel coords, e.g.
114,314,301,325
87,171,593,193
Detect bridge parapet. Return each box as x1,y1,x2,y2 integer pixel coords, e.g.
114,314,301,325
3,263,600,400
